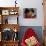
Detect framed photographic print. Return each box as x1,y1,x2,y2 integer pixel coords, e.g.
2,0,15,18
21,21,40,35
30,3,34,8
9,10,18,15
10,11,15,15
23,8,37,18
2,10,9,15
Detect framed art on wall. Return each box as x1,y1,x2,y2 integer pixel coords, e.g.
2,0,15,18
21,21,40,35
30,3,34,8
9,10,18,15
23,8,37,18
2,10,9,15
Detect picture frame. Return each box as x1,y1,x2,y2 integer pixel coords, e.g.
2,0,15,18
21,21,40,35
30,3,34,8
23,8,37,18
9,10,18,15
2,10,9,15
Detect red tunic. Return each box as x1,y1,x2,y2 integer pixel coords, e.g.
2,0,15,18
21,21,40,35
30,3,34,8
21,28,41,46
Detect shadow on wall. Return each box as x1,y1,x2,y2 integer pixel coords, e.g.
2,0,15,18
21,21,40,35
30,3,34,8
18,26,44,44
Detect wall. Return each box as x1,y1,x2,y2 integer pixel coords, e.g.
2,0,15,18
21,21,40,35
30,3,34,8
18,26,43,44
19,0,44,26
0,0,44,26
0,0,44,45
